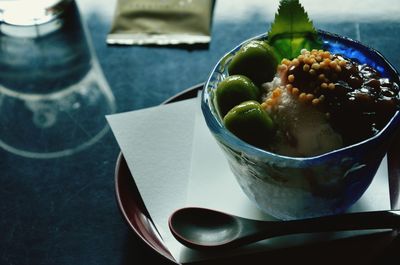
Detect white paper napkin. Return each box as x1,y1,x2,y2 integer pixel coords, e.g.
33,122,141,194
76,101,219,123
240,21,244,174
107,95,391,264
106,98,196,255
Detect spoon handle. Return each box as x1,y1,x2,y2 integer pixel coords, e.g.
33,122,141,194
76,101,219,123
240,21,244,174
273,210,400,236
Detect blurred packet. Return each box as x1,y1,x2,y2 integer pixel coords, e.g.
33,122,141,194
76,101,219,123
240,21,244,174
107,0,213,46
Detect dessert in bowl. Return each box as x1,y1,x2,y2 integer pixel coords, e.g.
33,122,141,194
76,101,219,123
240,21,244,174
201,29,400,220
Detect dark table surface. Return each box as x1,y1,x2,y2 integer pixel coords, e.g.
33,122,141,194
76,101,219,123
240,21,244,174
1,0,400,264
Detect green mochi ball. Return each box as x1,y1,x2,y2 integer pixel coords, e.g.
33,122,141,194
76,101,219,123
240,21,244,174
223,100,274,149
228,40,278,86
215,75,260,117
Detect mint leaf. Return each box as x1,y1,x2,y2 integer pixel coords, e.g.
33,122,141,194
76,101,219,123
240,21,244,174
268,0,321,61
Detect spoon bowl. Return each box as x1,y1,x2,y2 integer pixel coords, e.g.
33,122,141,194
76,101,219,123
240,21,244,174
169,207,241,248
169,207,400,250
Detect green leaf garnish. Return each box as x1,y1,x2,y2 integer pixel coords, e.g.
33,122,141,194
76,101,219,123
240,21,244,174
268,0,322,62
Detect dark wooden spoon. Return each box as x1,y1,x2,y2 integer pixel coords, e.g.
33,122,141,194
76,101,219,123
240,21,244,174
169,207,400,250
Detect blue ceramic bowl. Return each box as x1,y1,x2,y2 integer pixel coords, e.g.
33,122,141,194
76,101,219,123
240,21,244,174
202,30,400,220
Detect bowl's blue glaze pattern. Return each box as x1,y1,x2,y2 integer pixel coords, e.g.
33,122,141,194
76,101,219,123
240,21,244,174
202,31,400,220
